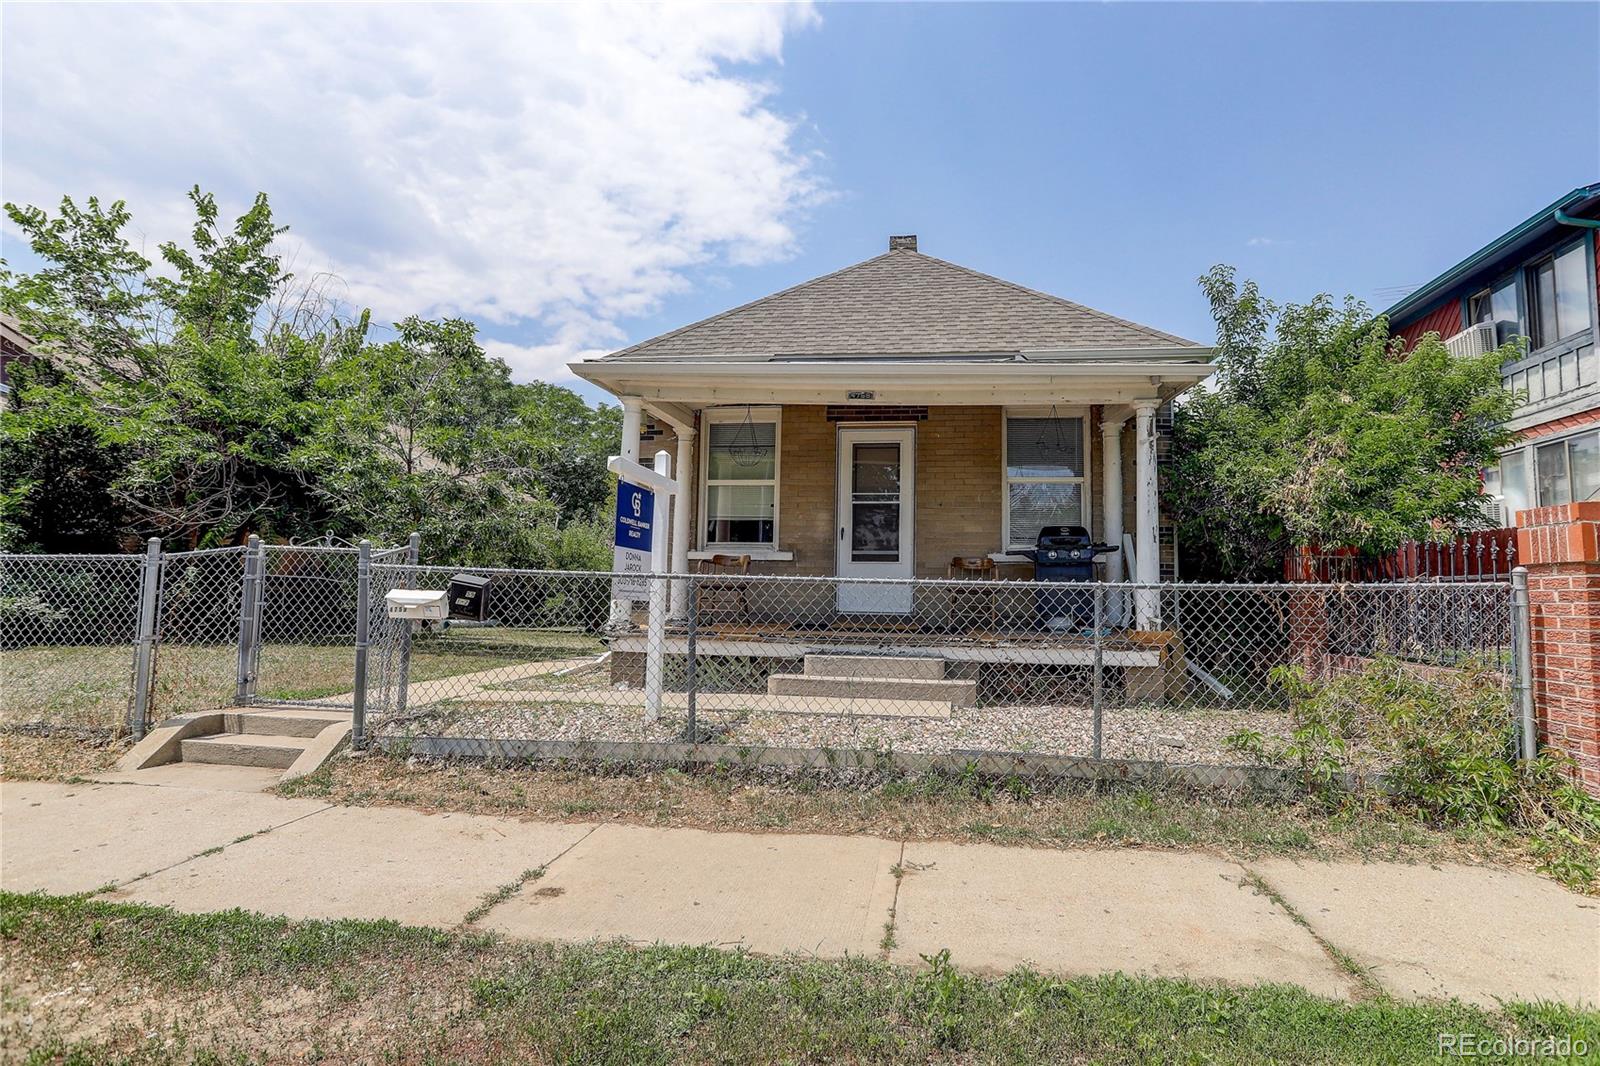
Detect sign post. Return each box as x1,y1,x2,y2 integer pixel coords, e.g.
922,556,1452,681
607,450,678,722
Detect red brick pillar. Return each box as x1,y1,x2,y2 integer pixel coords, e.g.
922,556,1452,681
1515,502,1600,795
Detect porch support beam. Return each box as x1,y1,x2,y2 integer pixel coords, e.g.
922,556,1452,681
619,396,643,463
670,425,696,617
1100,413,1126,580
1132,399,1161,629
611,397,645,624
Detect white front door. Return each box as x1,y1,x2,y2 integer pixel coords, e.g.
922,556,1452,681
835,425,915,613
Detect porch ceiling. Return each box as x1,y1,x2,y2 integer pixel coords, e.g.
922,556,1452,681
572,354,1215,406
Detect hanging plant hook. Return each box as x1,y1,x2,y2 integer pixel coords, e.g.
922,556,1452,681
729,405,769,468
1033,404,1071,454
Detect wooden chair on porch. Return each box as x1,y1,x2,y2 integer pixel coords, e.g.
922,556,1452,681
946,555,1000,635
695,553,752,626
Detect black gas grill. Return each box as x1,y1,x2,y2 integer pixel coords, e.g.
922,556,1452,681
1020,525,1119,630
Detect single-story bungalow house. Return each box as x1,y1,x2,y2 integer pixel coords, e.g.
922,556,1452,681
571,235,1214,637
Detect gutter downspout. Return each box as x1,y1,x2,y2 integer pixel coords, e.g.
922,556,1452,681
1554,208,1600,229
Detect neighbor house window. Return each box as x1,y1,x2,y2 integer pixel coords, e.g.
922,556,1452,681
1529,242,1592,350
1531,430,1600,508
1469,275,1521,346
1004,410,1087,550
1499,449,1530,517
702,409,779,547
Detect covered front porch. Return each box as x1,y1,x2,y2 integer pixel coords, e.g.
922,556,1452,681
576,355,1212,636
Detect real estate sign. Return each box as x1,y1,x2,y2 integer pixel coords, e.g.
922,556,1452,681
612,479,656,599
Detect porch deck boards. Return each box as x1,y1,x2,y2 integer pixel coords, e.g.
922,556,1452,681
610,621,1170,668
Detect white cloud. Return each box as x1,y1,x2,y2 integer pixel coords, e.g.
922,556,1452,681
0,1,822,382
1246,236,1290,248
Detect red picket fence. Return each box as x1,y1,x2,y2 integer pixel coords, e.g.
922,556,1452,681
1284,528,1517,583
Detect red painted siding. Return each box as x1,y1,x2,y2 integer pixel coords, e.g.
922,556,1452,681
1519,407,1600,444
1393,298,1463,351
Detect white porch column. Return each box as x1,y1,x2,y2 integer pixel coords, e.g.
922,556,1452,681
619,396,643,464
1132,399,1161,630
670,425,696,618
1100,414,1126,579
610,397,645,626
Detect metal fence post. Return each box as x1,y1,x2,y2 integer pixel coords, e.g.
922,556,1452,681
685,574,698,743
1511,566,1537,762
234,534,262,705
1091,582,1104,761
129,536,162,740
393,531,420,720
352,539,372,751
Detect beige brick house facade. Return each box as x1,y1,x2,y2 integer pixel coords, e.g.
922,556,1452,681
577,236,1211,604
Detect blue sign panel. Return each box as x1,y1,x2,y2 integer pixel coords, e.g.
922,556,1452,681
613,480,656,599
614,480,655,552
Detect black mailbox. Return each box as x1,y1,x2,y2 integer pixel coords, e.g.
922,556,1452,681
446,573,491,621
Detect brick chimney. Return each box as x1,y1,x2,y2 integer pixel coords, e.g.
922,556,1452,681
889,234,917,252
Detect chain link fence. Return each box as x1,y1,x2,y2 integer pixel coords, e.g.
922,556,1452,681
0,540,1523,780
0,553,149,737
0,537,411,741
363,568,1518,788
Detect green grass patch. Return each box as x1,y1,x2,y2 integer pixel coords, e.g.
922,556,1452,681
4,891,1596,1064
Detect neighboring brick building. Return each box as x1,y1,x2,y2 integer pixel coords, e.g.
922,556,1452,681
1386,183,1600,523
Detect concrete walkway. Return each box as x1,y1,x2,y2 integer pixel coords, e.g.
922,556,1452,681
2,778,1595,1008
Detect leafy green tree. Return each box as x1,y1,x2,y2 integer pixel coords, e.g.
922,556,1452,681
1,189,358,547
1165,266,1518,580
2,188,619,565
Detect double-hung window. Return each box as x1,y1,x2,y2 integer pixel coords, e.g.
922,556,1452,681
1003,409,1087,550
702,409,779,548
1528,242,1592,350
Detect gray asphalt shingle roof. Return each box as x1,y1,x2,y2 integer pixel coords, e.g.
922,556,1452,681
602,247,1200,362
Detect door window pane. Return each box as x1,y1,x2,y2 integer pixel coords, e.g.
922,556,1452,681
850,503,900,561
1537,441,1571,506
851,443,901,496
1554,243,1591,340
1571,433,1600,505
1501,450,1530,516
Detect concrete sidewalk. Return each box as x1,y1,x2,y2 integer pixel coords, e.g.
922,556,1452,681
2,779,1595,1008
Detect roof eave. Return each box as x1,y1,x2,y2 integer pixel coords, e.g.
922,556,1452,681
1384,182,1600,324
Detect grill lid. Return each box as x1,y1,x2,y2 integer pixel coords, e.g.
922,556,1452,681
1035,525,1091,548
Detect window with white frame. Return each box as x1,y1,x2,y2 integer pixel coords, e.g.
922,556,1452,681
701,409,779,547
1004,410,1087,550
1496,430,1600,516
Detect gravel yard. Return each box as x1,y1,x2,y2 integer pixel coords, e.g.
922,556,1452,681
381,691,1311,766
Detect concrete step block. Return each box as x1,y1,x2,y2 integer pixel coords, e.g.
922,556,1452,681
224,710,350,738
179,733,311,770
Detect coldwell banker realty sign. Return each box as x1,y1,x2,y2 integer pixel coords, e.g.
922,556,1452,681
612,478,655,599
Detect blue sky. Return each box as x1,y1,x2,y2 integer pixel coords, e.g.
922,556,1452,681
4,3,1596,405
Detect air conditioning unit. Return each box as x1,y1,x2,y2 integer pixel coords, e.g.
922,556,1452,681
1445,322,1498,359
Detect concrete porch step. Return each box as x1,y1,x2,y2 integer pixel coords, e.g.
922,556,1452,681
767,673,977,707
803,654,945,680
179,732,313,770
224,709,351,738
